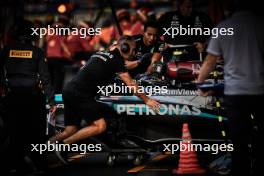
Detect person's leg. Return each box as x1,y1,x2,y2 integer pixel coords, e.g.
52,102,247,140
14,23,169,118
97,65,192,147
49,88,79,143
28,92,49,171
53,60,65,94
251,95,264,176
63,118,106,144
3,93,19,172
47,59,55,88
225,95,252,176
50,125,79,165
10,93,32,174
49,125,78,143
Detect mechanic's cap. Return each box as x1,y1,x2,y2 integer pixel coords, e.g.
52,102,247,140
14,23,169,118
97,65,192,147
116,9,131,22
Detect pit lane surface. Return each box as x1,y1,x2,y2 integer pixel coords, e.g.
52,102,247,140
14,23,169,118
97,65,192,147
46,152,223,176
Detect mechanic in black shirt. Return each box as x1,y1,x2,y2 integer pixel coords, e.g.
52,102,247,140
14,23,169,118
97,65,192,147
125,21,165,78
48,35,160,164
0,19,56,174
158,0,213,54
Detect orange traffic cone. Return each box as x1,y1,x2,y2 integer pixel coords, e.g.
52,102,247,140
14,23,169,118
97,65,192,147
172,123,206,175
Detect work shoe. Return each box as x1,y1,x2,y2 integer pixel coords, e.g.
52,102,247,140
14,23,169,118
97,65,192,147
52,141,69,165
53,150,68,165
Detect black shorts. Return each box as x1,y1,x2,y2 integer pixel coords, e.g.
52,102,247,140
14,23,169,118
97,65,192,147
62,88,115,127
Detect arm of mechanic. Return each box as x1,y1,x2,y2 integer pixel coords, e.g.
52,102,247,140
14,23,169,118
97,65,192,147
194,42,206,53
125,60,140,70
197,53,219,96
146,52,162,74
37,49,57,115
119,72,160,111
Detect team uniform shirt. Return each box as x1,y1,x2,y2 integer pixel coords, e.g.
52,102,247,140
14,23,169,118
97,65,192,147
62,48,127,126
129,34,165,77
133,34,165,59
65,48,127,96
158,11,213,45
0,43,54,104
207,11,264,95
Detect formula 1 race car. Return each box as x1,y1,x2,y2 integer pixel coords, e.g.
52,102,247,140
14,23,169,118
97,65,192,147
47,45,228,166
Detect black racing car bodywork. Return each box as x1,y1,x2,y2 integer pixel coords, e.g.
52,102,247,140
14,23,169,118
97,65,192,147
47,84,227,149
47,45,228,159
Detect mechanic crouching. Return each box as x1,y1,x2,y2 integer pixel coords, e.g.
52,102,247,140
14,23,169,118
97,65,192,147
0,19,56,175
48,35,160,164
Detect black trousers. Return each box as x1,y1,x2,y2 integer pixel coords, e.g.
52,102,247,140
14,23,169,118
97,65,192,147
48,58,72,94
225,95,264,176
3,90,47,173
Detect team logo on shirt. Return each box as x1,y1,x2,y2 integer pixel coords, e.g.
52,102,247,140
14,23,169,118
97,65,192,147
194,16,202,28
9,50,33,59
89,51,114,63
96,51,113,59
158,43,165,52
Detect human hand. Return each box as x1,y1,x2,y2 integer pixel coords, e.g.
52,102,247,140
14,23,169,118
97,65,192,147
194,42,205,53
198,89,214,97
145,98,160,112
125,60,139,69
50,105,57,119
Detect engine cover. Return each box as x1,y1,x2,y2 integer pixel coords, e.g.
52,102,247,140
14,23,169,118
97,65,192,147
167,61,202,81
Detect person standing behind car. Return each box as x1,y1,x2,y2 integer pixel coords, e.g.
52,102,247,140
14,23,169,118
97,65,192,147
46,17,72,93
158,0,213,55
130,7,156,36
66,21,94,61
197,1,264,175
125,20,165,78
0,19,56,175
